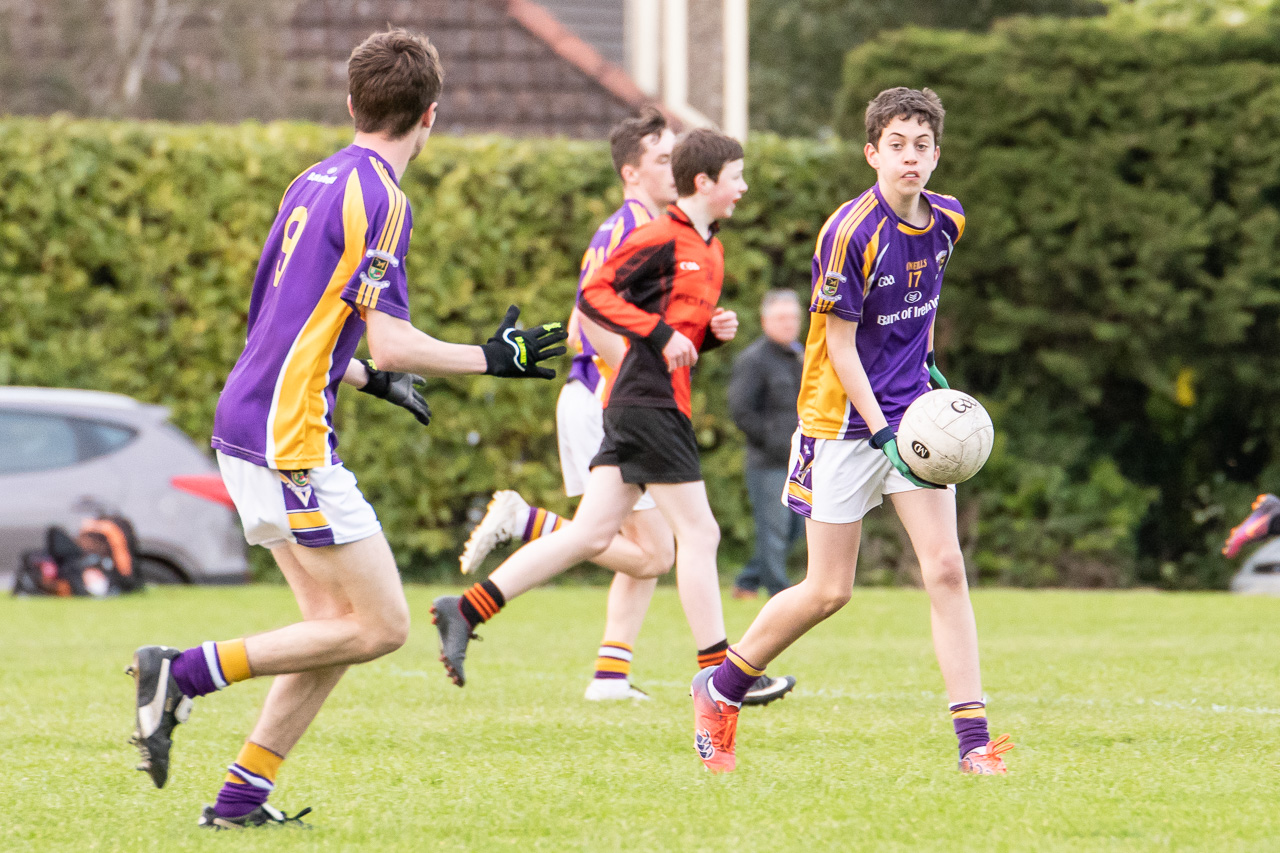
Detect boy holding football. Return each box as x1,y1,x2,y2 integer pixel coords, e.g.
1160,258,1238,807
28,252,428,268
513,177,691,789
692,87,1012,774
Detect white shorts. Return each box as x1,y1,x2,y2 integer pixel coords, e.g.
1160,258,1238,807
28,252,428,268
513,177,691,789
216,451,381,549
556,380,656,512
782,430,954,524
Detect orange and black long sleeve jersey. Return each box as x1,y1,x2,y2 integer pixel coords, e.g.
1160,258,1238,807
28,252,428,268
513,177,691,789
578,204,725,418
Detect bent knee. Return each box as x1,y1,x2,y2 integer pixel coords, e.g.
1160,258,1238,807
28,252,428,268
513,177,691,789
814,588,851,617
361,611,410,660
795,582,850,618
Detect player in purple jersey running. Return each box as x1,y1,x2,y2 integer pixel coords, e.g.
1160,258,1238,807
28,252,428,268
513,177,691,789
454,109,793,705
125,29,565,829
693,87,1013,774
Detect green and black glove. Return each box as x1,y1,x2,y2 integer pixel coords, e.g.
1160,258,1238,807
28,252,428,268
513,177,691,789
868,427,945,489
926,350,949,390
480,305,568,379
357,359,431,427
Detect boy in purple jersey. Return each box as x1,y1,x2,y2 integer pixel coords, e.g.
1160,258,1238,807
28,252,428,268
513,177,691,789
455,110,793,705
693,88,1013,774
126,28,566,829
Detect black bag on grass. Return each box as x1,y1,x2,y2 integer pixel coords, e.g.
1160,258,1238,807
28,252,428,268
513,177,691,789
11,516,144,597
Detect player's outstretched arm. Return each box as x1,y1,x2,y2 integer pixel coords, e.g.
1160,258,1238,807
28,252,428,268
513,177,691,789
365,306,566,380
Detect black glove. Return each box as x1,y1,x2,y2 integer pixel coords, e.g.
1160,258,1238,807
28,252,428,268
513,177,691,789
480,305,568,379
357,359,431,426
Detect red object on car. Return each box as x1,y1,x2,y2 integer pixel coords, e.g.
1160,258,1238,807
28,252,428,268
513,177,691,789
170,474,235,509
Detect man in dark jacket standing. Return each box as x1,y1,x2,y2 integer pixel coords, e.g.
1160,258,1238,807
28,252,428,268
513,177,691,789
729,290,805,598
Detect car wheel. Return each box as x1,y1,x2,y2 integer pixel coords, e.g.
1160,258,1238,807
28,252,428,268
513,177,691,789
137,557,187,585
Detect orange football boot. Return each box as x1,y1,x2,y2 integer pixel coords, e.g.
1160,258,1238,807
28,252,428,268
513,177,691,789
691,668,739,773
1223,494,1280,558
959,733,1014,775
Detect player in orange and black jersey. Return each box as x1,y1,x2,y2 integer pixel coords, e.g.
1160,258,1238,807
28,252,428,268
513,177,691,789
431,131,786,703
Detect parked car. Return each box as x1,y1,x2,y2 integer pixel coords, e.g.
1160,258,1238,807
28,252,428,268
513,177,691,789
0,387,248,584
1231,537,1280,595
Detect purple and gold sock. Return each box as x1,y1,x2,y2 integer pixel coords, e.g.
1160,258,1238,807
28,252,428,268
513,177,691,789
522,507,564,543
594,641,633,681
171,639,252,698
950,700,991,757
214,741,283,819
459,580,506,629
696,639,729,671
709,646,763,707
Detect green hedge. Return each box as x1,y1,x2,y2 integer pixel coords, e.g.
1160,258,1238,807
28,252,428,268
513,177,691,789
0,119,877,581
836,10,1280,587
6,17,1274,587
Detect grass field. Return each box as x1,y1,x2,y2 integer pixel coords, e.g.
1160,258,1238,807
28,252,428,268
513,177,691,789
4,584,1280,851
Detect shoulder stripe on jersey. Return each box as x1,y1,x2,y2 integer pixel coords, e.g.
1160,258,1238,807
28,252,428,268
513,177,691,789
369,158,408,256
377,168,406,254
812,191,869,260
829,193,877,278
939,207,965,240
861,218,891,294
606,218,627,255
626,199,655,227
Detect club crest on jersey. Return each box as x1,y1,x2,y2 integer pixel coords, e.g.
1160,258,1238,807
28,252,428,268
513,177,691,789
367,257,389,282
936,250,950,267
821,271,846,297
282,470,313,504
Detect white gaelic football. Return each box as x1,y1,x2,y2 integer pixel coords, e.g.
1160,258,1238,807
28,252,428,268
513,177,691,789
897,389,994,485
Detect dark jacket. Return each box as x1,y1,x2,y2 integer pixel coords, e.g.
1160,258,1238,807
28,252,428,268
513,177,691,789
728,335,803,469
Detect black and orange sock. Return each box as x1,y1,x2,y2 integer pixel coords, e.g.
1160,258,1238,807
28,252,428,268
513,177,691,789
696,639,729,670
459,580,506,628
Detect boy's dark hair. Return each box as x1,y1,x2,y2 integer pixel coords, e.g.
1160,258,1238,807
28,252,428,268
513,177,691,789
348,28,444,139
865,87,945,147
672,129,744,197
609,107,668,177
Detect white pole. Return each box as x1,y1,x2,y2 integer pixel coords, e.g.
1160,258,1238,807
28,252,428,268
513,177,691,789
663,0,688,111
722,0,748,140
626,0,661,97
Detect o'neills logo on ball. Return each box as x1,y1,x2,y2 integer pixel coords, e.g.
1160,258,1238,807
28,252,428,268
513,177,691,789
912,441,930,458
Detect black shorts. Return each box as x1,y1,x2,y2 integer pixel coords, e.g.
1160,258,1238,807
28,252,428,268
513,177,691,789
590,405,702,486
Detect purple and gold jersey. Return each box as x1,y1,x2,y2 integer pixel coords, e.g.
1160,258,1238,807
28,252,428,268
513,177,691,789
797,184,965,440
212,145,412,470
567,198,654,394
